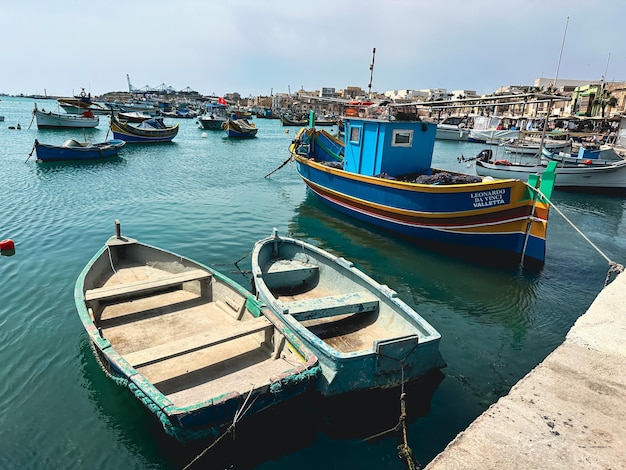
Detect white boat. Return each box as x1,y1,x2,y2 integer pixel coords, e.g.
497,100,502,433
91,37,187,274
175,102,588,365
504,139,571,155
468,116,519,144
474,148,626,192
542,145,624,166
197,102,228,130
435,116,470,141
33,104,99,129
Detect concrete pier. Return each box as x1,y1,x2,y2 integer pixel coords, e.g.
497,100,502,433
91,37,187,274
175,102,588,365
425,270,626,469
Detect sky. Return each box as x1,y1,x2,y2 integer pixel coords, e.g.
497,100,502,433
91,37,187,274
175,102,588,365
1,0,625,98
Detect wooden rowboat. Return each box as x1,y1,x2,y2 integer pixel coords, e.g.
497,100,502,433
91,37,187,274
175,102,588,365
74,221,319,441
251,229,445,397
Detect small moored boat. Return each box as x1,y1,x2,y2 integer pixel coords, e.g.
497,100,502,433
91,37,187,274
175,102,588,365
222,117,258,138
33,104,99,129
252,229,445,397
110,114,178,143
196,102,228,130
75,221,319,441
34,138,125,162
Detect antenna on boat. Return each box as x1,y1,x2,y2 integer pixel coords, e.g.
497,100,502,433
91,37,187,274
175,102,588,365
367,47,376,100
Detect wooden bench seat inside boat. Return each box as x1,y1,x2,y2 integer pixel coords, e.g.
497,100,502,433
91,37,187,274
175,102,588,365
85,269,211,303
261,259,319,292
123,315,273,368
283,291,379,320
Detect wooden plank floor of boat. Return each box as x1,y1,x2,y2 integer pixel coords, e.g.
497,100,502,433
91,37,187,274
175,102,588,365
98,289,295,408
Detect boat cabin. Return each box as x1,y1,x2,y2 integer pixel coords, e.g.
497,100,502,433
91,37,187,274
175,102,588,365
342,105,437,176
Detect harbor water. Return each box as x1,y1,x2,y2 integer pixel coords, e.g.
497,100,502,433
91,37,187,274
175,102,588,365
1,96,624,469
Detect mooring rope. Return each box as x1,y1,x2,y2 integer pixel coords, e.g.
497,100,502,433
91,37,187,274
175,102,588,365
527,184,624,286
25,142,36,163
363,350,421,470
182,386,257,470
264,154,293,178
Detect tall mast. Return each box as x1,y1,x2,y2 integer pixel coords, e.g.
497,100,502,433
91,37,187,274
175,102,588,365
553,16,569,89
541,16,569,158
367,48,376,100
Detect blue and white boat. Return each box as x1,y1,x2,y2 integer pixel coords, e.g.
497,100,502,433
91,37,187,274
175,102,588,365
289,105,558,269
34,138,125,162
252,229,445,397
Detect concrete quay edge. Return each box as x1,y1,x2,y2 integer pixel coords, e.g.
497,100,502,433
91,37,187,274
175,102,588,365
425,270,626,469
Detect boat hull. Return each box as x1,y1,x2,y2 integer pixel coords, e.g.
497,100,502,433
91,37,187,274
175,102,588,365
197,117,226,130
296,159,549,266
34,139,125,162
74,225,318,441
34,109,99,129
252,232,444,397
504,141,570,155
476,158,626,192
222,118,258,138
435,124,469,141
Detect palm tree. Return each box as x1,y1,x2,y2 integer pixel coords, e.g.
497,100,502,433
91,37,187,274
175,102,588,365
593,89,618,117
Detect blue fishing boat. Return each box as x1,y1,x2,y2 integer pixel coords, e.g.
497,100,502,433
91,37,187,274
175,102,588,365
33,138,125,162
75,221,319,442
222,117,258,138
289,105,558,269
110,114,178,143
252,229,445,397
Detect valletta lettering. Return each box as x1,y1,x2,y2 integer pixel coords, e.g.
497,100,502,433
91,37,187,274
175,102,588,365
470,188,507,208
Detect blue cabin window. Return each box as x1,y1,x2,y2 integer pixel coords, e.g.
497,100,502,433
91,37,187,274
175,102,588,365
392,129,413,147
349,126,361,143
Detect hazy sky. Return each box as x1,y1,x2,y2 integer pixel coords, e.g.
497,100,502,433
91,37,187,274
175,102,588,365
1,0,624,98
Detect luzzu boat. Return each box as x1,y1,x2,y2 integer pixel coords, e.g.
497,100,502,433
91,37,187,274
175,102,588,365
289,106,558,269
110,114,178,143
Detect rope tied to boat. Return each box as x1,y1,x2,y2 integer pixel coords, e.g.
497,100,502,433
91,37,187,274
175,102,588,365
25,141,37,163
527,184,625,286
364,351,422,470
264,154,294,178
183,386,258,469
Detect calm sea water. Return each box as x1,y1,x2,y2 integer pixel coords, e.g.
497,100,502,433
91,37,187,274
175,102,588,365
1,96,624,469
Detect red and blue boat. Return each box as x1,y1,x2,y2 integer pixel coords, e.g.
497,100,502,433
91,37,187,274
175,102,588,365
289,106,558,269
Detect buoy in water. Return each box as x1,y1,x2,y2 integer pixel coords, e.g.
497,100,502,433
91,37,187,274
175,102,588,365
0,239,15,251
201,132,207,138
285,129,289,134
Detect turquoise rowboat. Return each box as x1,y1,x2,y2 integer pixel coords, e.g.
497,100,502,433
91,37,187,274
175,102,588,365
252,229,445,397
75,221,319,442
